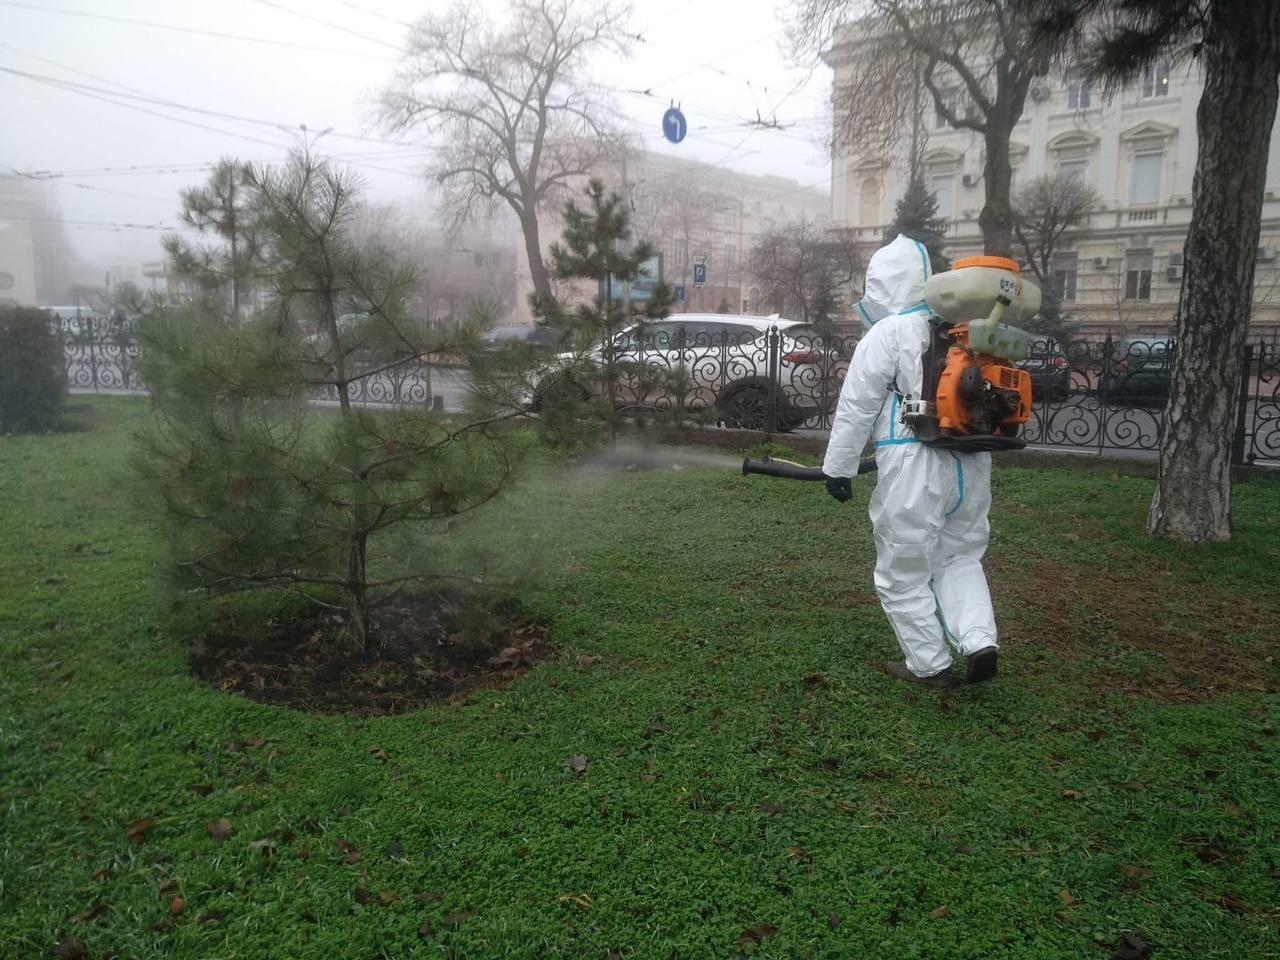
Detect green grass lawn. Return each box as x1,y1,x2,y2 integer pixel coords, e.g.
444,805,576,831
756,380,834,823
2,396,1278,960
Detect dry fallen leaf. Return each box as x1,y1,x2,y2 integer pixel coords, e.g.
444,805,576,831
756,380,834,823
72,901,109,924
441,911,474,928
170,896,185,916
205,818,234,842
1061,789,1085,800
1120,863,1155,880
565,755,589,774
91,867,110,882
738,923,778,945
368,745,388,762
378,889,400,906
929,905,951,919
353,886,371,905
53,937,86,960
124,816,155,843
1058,889,1074,906
1197,844,1228,864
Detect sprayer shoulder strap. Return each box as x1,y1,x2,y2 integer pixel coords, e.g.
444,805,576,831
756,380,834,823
921,325,956,402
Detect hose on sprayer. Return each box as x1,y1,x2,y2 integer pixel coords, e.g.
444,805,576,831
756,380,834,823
741,455,877,481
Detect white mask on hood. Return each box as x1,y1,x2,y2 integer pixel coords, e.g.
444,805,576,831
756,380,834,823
854,234,933,329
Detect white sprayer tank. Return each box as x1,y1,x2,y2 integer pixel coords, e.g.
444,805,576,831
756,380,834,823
923,257,1040,361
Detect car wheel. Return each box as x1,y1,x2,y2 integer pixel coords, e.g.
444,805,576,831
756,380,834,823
720,385,792,432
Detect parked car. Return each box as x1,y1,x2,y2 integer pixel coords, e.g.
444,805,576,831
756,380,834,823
1018,342,1072,402
529,313,847,431
474,324,568,354
1101,336,1175,405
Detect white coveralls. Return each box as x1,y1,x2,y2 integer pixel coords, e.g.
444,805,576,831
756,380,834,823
823,236,997,678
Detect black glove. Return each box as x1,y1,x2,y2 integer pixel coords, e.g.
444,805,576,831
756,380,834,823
825,475,853,503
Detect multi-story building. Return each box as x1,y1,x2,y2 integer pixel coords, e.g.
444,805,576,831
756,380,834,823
0,176,40,308
511,150,830,323
826,46,1280,336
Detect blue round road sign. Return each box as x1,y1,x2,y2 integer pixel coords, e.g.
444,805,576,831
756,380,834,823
662,107,687,144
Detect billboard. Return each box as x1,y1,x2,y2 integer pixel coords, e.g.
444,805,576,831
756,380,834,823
603,254,663,303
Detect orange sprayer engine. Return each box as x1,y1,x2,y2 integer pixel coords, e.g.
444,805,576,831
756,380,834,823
904,256,1038,453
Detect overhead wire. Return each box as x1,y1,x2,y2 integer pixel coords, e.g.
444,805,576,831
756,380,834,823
253,0,403,52
0,1,398,61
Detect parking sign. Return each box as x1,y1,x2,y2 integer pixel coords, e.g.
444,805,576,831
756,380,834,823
692,258,707,288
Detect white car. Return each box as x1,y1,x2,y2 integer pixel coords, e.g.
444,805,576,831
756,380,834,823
531,313,850,431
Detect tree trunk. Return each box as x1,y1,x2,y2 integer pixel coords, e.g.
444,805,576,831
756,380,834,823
520,208,552,307
979,119,1015,257
348,530,372,655
230,228,240,320
1148,1,1280,541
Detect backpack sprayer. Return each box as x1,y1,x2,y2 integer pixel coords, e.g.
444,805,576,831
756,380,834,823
741,256,1040,480
904,256,1039,452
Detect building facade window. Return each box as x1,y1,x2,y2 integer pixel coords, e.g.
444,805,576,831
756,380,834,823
1052,263,1078,302
931,171,955,218
934,86,960,129
1125,251,1153,300
674,238,687,265
859,177,881,226
1057,151,1089,184
1130,150,1163,205
724,248,738,272
1065,67,1091,110
1141,59,1171,98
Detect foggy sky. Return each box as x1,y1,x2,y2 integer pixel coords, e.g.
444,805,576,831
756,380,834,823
1,0,831,276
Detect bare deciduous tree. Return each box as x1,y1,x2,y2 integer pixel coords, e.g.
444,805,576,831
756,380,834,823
790,0,1054,256
380,0,633,309
747,220,862,323
1013,173,1099,287
629,174,723,306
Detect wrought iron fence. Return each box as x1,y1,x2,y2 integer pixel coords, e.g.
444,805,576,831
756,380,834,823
50,314,1280,465
54,314,444,408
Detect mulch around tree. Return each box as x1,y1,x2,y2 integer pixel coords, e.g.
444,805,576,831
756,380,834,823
189,592,553,716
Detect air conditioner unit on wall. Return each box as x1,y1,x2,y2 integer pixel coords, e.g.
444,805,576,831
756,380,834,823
1166,266,1183,281
1169,252,1184,267
962,174,979,188
1093,256,1110,270
1257,246,1275,262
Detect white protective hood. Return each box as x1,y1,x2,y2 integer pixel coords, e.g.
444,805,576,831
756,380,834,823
854,235,933,329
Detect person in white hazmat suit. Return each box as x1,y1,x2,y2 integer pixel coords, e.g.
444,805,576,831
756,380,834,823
822,235,998,689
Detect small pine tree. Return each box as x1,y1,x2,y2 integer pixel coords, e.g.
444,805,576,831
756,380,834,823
163,158,267,321
138,151,530,654
886,174,950,273
533,179,675,447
